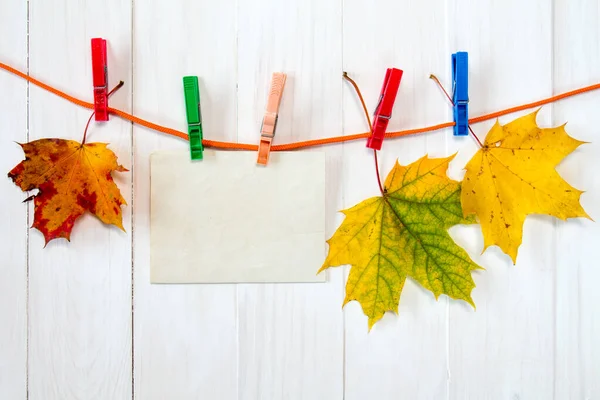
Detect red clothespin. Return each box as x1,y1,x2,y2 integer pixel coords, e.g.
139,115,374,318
367,68,403,150
91,38,109,121
257,72,286,165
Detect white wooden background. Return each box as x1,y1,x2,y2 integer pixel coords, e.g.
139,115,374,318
1,0,599,398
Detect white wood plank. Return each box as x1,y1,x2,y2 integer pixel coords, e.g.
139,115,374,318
5,1,599,399
235,0,344,398
447,1,555,399
553,1,600,398
342,1,452,398
132,0,238,398
0,1,28,398
27,0,132,398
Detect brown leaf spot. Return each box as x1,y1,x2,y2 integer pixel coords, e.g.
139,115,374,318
39,181,58,198
49,152,60,163
76,190,98,213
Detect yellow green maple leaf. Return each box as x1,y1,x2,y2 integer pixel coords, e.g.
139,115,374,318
319,155,481,329
462,110,590,263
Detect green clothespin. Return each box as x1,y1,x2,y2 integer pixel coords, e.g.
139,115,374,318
183,76,203,160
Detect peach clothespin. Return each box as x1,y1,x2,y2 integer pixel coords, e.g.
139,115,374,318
257,72,286,165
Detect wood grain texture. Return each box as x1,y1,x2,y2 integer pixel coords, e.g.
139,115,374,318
132,0,238,398
553,1,600,398
1,0,600,398
447,1,555,399
27,0,133,398
236,0,344,398
342,1,451,399
0,1,28,398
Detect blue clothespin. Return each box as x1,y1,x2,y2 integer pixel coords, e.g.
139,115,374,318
452,52,469,136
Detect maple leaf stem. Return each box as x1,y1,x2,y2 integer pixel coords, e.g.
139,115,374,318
429,74,453,104
342,72,373,131
81,112,96,145
81,81,125,144
109,80,125,96
342,72,384,194
468,125,484,147
373,149,385,195
429,74,483,148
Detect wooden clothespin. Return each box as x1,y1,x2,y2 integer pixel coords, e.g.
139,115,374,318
183,76,203,160
91,38,109,121
257,73,286,166
452,52,469,136
366,68,403,150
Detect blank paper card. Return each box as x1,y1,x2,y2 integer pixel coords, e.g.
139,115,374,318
150,150,326,283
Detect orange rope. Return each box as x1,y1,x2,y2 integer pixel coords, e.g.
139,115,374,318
2,61,600,150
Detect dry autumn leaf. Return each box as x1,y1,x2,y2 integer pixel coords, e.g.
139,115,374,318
8,138,127,244
320,155,481,329
462,110,590,263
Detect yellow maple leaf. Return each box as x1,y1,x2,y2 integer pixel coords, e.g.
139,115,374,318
462,110,590,263
320,155,481,329
8,138,127,244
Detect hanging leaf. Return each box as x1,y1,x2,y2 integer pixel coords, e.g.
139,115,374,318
320,155,481,329
462,110,590,263
8,138,127,245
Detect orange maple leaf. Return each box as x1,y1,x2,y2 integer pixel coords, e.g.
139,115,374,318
8,138,127,244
